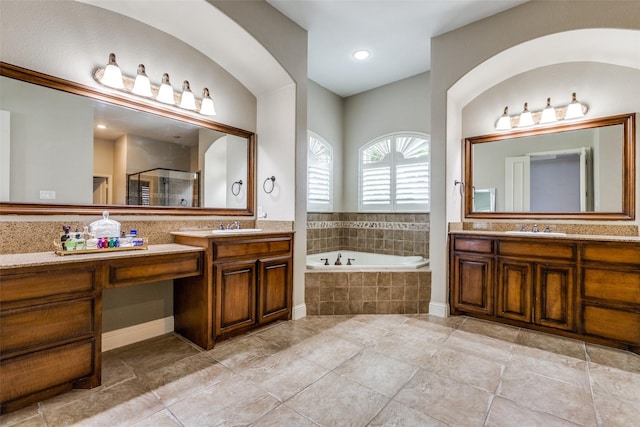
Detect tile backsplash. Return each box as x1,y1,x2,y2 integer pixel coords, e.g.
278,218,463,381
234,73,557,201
307,212,429,258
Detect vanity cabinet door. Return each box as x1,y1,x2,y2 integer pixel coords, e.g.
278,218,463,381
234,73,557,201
257,256,292,324
534,263,576,331
496,259,533,323
451,253,494,316
213,261,257,337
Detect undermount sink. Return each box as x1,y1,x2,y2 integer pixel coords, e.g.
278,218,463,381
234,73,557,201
505,231,567,236
211,228,263,234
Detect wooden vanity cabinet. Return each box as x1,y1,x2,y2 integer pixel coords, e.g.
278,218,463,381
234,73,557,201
0,262,101,413
174,233,294,350
450,233,639,351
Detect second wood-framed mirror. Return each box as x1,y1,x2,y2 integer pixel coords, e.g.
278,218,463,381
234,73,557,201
464,113,635,220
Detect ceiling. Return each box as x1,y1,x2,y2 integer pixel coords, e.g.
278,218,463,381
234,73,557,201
266,0,529,97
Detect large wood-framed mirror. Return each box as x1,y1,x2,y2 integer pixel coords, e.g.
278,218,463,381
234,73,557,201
0,62,255,216
464,113,635,220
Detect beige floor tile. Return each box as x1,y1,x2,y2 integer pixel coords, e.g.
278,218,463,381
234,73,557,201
369,331,439,367
394,369,493,426
324,317,391,347
499,368,597,426
509,345,590,389
368,400,448,426
250,321,318,350
333,348,418,397
516,329,586,360
42,378,163,427
113,333,201,374
393,317,454,344
293,314,353,332
137,352,233,405
586,343,640,374
350,313,410,331
208,334,281,372
425,346,504,392
444,330,514,362
485,397,581,427
101,351,137,387
239,350,329,401
130,409,183,426
250,405,318,426
168,375,279,427
0,405,42,427
290,331,363,370
459,317,521,343
412,313,466,329
592,390,640,426
286,372,389,426
588,363,640,405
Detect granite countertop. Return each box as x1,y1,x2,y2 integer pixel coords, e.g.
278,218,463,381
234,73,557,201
449,230,640,243
171,229,294,238
0,244,205,269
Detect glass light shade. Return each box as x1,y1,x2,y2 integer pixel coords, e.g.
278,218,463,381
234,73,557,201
131,64,153,97
564,92,585,120
517,102,534,127
539,97,558,124
353,50,370,60
100,53,125,89
179,80,197,110
495,106,511,130
156,73,175,104
200,88,216,115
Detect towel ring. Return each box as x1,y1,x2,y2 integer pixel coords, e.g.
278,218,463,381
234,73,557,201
263,176,276,194
231,180,243,196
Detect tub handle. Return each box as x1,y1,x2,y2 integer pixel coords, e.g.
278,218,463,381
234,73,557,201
347,258,355,266
320,258,329,266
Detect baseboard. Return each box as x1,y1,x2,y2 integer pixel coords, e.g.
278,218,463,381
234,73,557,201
292,303,307,320
102,316,174,352
428,302,450,318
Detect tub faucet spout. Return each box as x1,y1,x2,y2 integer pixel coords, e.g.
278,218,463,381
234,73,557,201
320,258,329,266
335,253,342,266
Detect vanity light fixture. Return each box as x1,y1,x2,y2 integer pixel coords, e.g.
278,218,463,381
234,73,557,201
539,97,558,124
517,102,534,127
495,92,588,130
564,92,586,120
178,80,197,110
99,53,125,89
131,64,153,97
93,53,217,116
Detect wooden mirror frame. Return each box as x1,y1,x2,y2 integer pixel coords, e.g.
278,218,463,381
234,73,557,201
464,113,635,220
0,62,255,216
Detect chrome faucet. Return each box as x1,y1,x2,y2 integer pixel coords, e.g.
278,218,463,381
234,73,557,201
225,221,241,230
320,258,329,266
334,253,342,266
532,224,538,233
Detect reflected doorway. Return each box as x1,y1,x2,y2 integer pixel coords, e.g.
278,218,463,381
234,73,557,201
93,175,111,204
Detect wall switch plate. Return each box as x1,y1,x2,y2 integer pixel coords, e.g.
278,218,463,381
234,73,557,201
39,190,56,200
257,206,266,218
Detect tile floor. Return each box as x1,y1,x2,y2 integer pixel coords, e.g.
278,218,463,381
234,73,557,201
2,315,639,426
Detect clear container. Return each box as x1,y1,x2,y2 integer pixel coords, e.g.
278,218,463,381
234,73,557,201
90,211,121,238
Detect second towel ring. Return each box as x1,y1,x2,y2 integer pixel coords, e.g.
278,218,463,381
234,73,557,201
231,180,243,196
263,176,276,194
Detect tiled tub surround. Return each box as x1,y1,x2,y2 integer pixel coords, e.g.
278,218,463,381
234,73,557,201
0,218,293,254
305,270,431,315
307,212,429,258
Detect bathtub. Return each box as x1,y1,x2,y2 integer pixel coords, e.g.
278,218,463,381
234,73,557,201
306,250,429,270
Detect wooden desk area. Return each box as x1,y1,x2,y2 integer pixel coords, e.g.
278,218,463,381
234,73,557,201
0,244,204,414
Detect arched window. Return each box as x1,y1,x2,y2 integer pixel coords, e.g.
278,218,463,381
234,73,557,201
359,132,430,212
307,131,333,211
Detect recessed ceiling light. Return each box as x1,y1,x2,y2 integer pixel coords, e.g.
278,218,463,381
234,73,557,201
353,50,371,61
96,124,106,129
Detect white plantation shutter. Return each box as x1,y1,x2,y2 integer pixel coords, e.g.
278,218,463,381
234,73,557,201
359,133,430,212
307,132,333,211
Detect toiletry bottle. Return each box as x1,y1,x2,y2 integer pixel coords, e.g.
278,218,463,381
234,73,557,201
61,226,71,250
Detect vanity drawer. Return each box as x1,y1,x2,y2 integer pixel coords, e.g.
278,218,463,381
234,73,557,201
453,237,493,254
497,241,575,260
213,236,293,261
0,340,94,405
107,252,202,288
583,268,640,305
0,299,94,355
583,305,640,344
0,265,96,304
581,243,640,265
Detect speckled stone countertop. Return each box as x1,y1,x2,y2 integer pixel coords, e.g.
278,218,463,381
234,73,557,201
171,229,295,238
0,244,205,269
449,230,640,243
